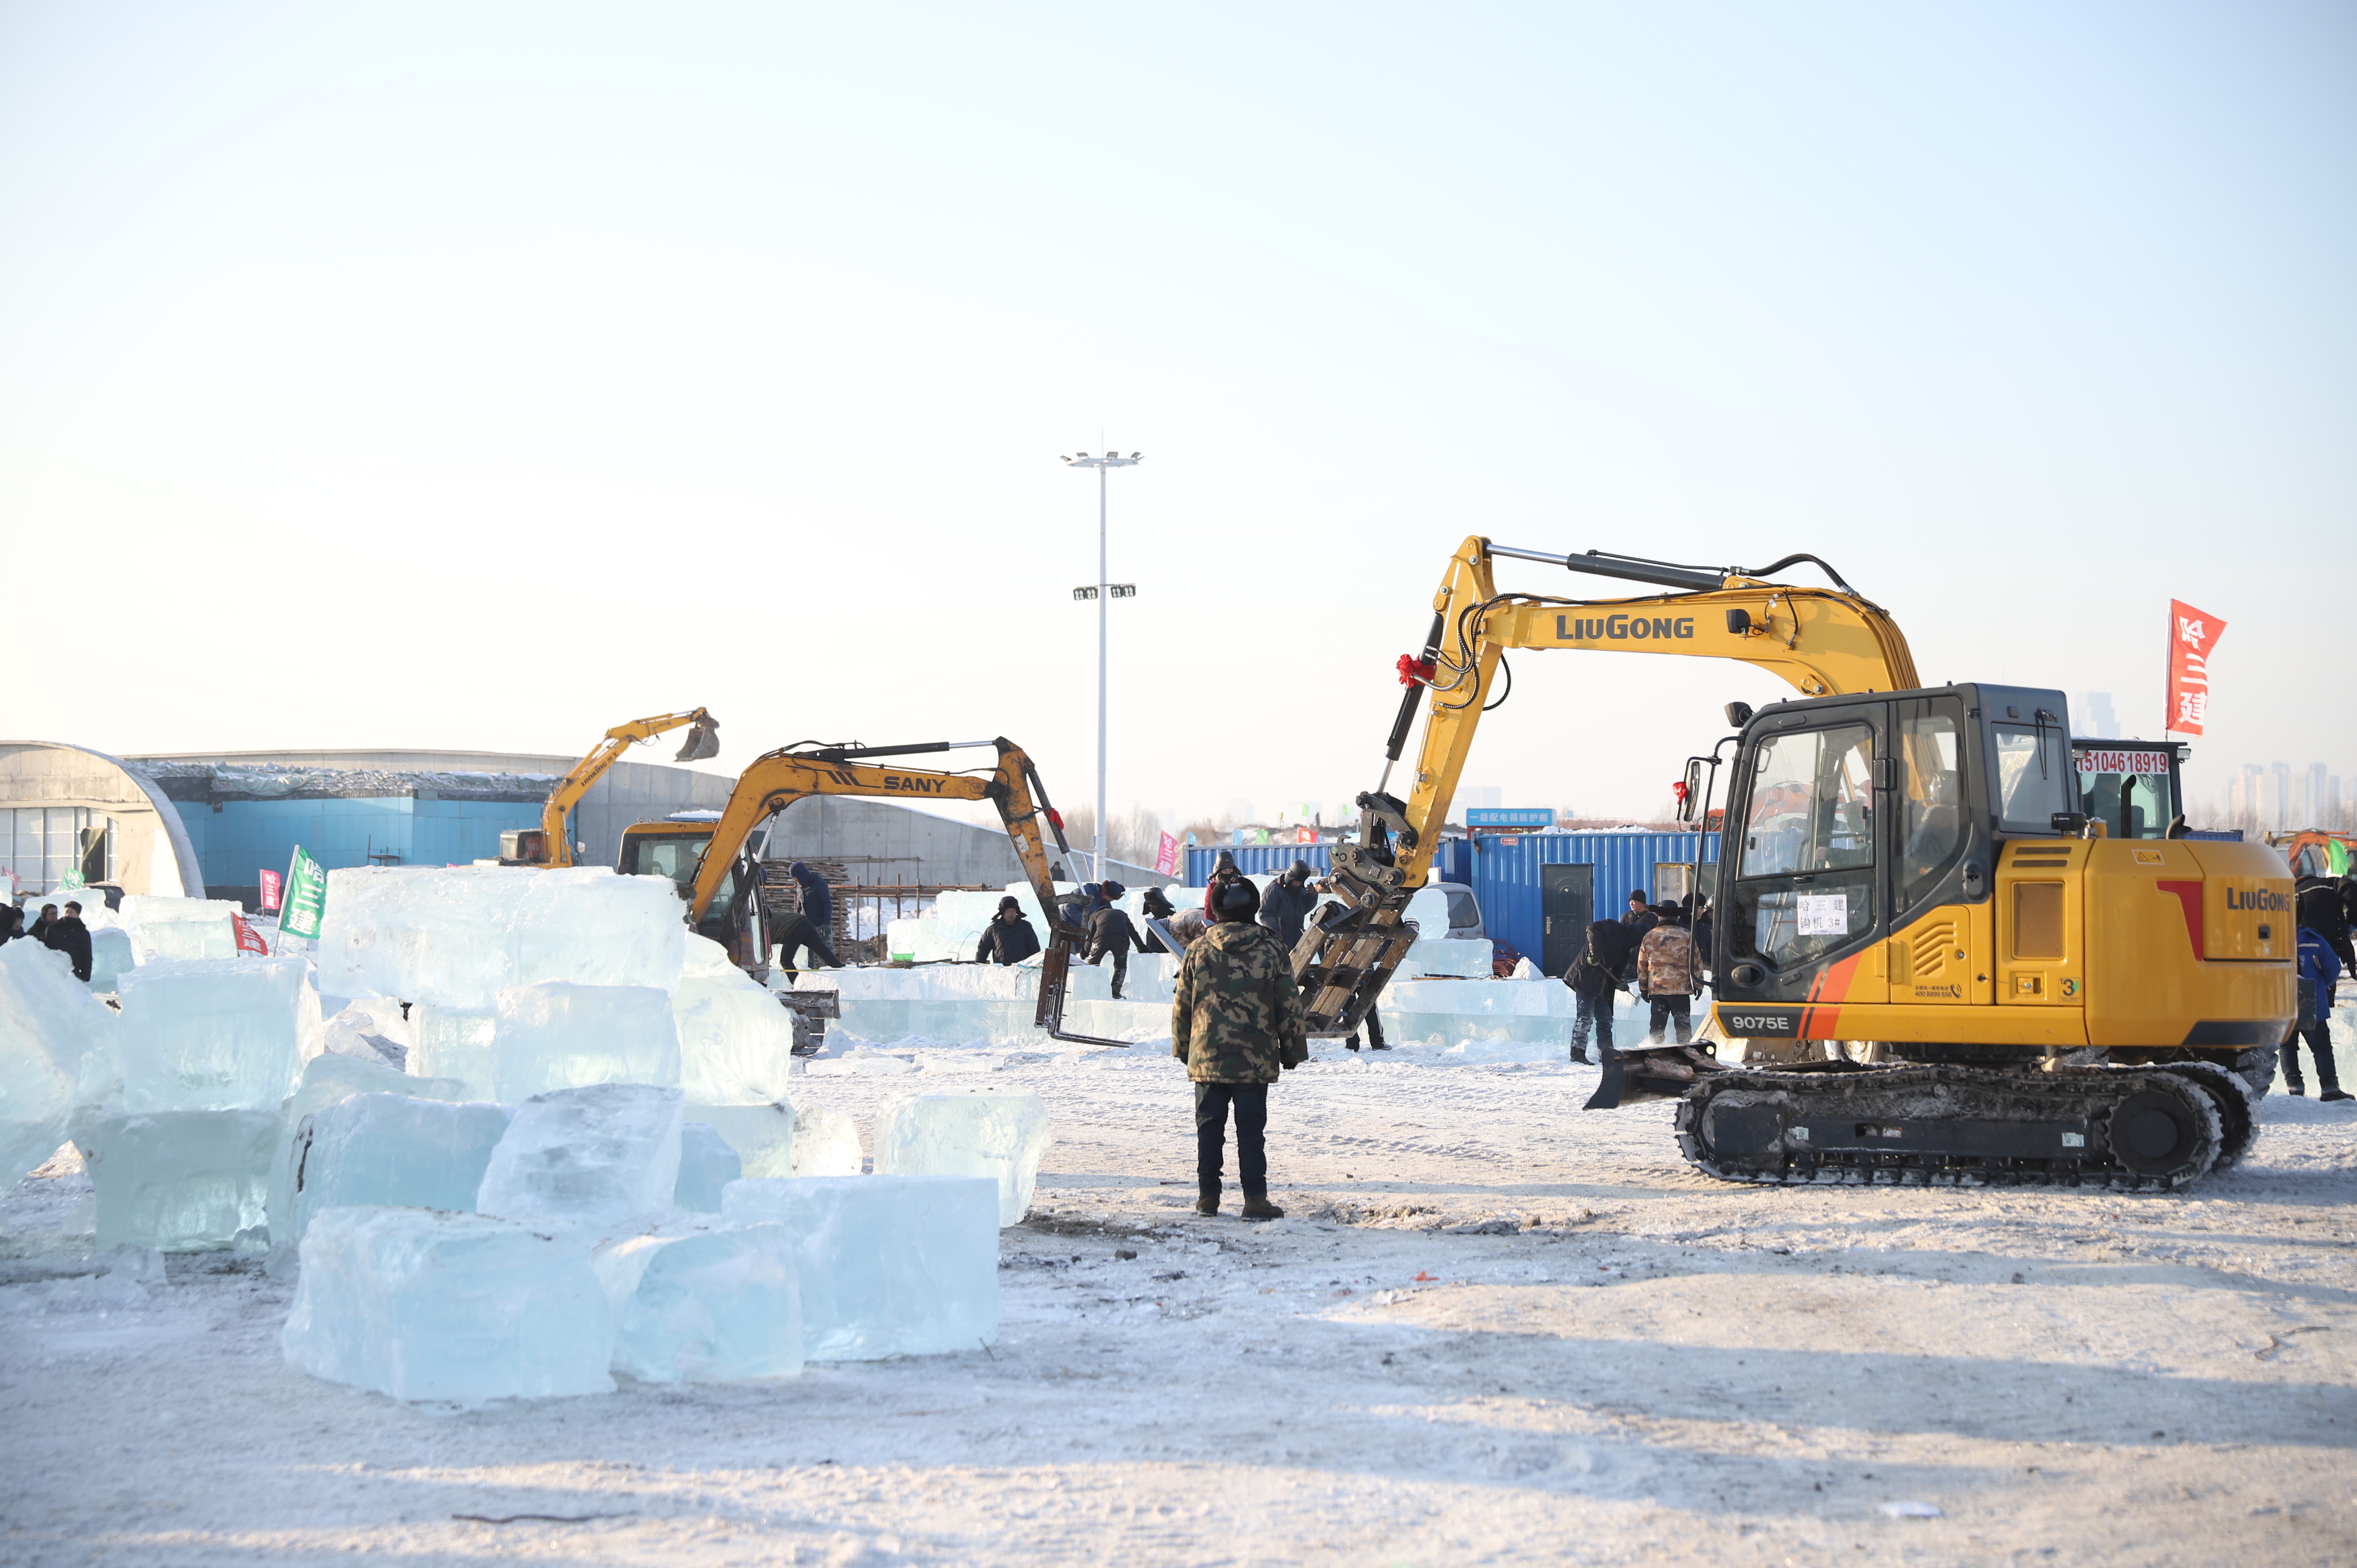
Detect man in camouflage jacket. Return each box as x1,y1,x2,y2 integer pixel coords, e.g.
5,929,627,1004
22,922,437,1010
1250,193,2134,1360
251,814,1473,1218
1172,877,1307,1219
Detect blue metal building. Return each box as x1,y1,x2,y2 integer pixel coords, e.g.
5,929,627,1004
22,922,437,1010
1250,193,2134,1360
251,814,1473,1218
173,794,546,893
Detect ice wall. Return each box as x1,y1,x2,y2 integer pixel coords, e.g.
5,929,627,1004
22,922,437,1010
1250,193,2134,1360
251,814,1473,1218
0,940,115,1188
312,866,686,1008
121,896,244,964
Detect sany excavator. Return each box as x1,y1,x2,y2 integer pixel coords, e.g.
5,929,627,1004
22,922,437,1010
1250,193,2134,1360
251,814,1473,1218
1297,538,2295,1190
501,708,722,867
616,736,1129,1049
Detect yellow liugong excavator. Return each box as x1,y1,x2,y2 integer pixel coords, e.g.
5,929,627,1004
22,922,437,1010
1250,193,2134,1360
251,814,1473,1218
1297,538,2294,1190
617,736,1127,1048
501,708,722,867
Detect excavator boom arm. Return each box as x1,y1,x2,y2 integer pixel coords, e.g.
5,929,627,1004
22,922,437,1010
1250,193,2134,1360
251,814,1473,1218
683,737,1126,1049
541,708,720,867
1296,536,1915,1036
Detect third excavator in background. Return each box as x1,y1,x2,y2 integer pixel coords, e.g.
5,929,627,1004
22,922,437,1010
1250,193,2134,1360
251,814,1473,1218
1295,537,2295,1190
617,736,1130,1049
501,707,722,867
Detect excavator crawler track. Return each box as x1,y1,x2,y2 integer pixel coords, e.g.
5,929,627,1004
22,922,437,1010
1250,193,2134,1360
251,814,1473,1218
1672,1063,2235,1190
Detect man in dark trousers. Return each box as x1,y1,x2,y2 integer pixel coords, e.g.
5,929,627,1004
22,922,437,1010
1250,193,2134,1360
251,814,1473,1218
974,896,1041,965
1564,915,1635,1064
1258,859,1319,951
2292,896,2350,1101
1635,900,1699,1044
44,900,93,983
1172,877,1306,1219
772,863,840,975
1086,892,1147,999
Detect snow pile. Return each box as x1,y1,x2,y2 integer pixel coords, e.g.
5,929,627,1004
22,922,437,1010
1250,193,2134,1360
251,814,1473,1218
873,1091,1050,1226
0,940,115,1188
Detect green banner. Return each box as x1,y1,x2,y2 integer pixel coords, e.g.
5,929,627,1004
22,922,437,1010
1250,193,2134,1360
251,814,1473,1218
278,846,328,944
2331,839,2351,877
58,868,86,892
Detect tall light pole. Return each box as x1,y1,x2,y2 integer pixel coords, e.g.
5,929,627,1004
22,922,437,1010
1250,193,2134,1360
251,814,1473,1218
1062,448,1141,882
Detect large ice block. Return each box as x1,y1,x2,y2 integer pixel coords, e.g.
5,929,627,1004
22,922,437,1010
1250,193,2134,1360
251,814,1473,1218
789,1103,861,1177
265,1053,472,1243
720,1174,999,1360
874,1091,1050,1227
116,957,310,1112
283,1205,616,1401
671,1122,742,1212
493,982,680,1101
1,940,115,1188
75,1108,277,1251
86,928,135,992
476,1083,685,1226
409,1006,497,1100
120,896,244,963
688,1101,795,1178
674,973,798,1105
599,1225,802,1383
312,865,687,1009
287,1093,516,1244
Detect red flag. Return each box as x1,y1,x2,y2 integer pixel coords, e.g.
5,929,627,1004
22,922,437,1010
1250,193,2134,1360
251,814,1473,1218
258,868,282,913
1153,831,1180,877
231,914,269,956
2165,600,2226,736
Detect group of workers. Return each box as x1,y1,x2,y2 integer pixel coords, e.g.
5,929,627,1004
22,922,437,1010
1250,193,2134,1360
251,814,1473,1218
1564,888,1712,1064
0,898,94,981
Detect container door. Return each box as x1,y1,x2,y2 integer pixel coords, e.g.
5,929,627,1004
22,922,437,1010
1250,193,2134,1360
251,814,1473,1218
1540,862,1593,978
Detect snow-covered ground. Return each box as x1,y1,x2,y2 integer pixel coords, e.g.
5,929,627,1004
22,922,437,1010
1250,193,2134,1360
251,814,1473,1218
3,1038,2352,1566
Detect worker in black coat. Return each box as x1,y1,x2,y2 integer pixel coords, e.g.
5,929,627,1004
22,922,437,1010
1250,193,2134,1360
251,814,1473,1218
1258,860,1320,950
44,901,93,983
788,862,832,929
1564,917,1635,1064
0,905,23,945
28,904,58,944
1202,851,1246,919
975,896,1042,965
1087,897,1148,999
1138,887,1178,953
772,864,840,975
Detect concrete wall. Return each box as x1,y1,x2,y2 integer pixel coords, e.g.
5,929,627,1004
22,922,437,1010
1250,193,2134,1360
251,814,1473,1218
0,742,203,898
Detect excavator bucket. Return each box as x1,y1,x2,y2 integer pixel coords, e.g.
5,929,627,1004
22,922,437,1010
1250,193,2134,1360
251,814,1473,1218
1034,927,1134,1049
674,715,721,762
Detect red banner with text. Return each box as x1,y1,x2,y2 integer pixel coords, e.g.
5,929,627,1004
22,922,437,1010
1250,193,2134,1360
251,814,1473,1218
2165,599,2226,736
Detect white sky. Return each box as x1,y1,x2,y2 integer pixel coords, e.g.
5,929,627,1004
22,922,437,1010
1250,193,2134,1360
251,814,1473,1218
3,3,2351,829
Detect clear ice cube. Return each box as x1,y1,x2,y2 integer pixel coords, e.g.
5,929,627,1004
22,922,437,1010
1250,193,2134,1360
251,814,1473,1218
476,1083,684,1226
671,1122,742,1212
1,940,115,1189
114,957,312,1113
688,1102,795,1178
493,982,679,1101
86,928,135,992
120,895,245,964
265,1053,473,1245
409,1006,497,1100
75,1108,278,1251
719,1174,999,1360
598,1224,802,1384
288,1093,516,1244
282,1205,616,1401
674,974,798,1105
873,1091,1050,1226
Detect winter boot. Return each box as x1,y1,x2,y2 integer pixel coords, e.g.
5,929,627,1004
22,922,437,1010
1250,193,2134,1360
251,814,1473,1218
1195,1190,1220,1216
1345,1036,1361,1051
1240,1196,1286,1221
2323,1086,2352,1103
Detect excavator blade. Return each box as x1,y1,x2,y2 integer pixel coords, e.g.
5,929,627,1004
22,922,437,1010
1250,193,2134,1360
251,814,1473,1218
1584,1043,1725,1110
1034,929,1133,1049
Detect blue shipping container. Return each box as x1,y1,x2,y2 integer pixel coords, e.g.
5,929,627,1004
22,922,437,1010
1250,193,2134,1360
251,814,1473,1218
1184,840,1474,888
175,795,546,893
1468,830,1721,973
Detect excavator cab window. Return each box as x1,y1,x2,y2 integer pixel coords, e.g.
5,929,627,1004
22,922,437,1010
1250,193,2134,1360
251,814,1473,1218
1728,717,1880,976
1896,697,1968,913
2072,744,2177,840
617,828,739,940
1991,721,2072,834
